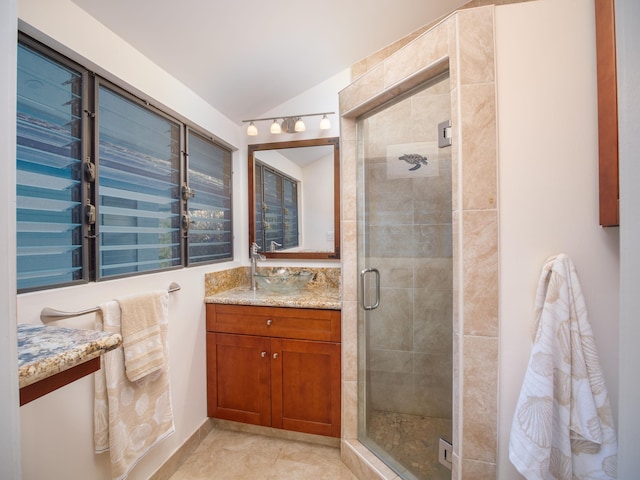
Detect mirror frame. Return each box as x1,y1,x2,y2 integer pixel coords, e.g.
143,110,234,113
248,137,340,259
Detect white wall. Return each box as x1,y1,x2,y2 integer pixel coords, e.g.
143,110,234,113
495,0,620,478
254,149,304,179
16,1,245,479
616,0,640,476
1,1,22,479
246,70,347,145
245,69,348,266
302,154,335,251
13,0,628,478
15,1,346,478
18,0,241,148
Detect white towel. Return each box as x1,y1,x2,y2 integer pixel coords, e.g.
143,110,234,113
94,292,175,480
509,254,617,479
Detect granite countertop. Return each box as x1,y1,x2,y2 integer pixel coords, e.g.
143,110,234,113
204,266,341,310
17,324,122,388
205,285,341,310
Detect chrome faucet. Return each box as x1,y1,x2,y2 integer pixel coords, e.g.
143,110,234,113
250,242,266,291
270,240,282,252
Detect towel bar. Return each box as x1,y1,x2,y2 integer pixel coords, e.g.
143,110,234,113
39,282,181,323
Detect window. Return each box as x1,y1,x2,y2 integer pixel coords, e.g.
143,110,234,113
16,42,86,291
16,36,233,292
255,161,299,251
97,84,182,278
186,129,232,264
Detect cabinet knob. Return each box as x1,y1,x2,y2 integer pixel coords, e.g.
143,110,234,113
261,351,267,358
266,319,272,326
273,353,279,359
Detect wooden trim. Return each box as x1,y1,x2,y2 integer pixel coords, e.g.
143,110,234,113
19,357,100,406
248,137,341,259
595,0,619,226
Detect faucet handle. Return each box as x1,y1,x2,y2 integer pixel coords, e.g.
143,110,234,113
270,241,282,252
251,242,261,254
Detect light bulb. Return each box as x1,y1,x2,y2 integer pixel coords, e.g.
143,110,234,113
319,114,331,130
270,120,282,134
247,122,258,136
294,118,306,132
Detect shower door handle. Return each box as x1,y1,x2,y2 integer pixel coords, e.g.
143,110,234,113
360,268,380,310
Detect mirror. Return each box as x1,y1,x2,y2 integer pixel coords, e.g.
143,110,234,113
249,137,340,259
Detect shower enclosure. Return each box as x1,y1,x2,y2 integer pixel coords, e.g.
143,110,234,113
357,73,453,480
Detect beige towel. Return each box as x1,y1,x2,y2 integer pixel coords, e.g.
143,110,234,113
509,254,617,479
118,291,166,382
94,292,174,480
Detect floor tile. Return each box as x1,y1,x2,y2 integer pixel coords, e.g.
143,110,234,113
170,428,358,480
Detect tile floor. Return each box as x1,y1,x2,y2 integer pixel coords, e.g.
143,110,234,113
368,411,451,480
169,428,358,480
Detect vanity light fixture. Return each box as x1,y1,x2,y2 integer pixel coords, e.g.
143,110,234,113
294,117,306,132
319,114,331,130
270,120,282,134
242,111,335,135
247,121,258,136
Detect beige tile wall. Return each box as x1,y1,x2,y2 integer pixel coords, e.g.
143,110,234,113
350,0,530,80
339,6,499,479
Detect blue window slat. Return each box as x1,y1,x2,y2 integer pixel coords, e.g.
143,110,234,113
99,225,180,235
17,268,84,291
255,163,299,250
97,84,182,278
100,185,177,208
186,131,232,264
99,145,178,179
16,43,83,291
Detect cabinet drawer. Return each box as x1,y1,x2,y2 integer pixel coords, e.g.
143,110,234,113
206,304,341,342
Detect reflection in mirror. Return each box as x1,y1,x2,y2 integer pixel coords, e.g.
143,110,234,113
249,137,340,259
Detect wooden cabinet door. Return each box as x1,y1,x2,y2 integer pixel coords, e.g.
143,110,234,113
271,338,341,437
207,333,271,426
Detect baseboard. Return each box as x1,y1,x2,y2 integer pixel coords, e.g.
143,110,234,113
341,439,397,480
212,418,340,448
148,418,215,480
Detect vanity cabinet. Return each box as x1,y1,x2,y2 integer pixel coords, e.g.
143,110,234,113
206,304,341,437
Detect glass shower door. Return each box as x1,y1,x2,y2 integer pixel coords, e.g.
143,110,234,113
357,73,453,480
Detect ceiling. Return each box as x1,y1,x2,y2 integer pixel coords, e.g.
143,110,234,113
71,0,468,124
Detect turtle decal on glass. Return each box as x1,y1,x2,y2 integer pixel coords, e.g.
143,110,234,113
398,153,428,171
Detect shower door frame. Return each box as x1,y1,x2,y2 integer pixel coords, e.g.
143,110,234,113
356,73,454,480
339,6,500,479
